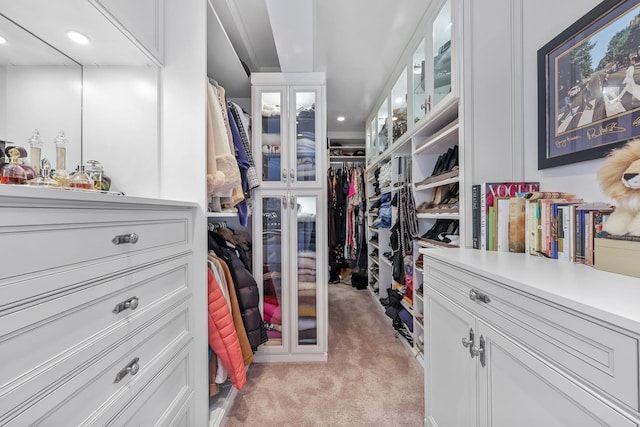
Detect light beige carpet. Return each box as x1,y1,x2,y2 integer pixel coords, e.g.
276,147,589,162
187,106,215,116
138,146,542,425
223,283,424,426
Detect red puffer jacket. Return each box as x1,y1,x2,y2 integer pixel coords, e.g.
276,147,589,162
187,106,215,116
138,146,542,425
207,268,246,390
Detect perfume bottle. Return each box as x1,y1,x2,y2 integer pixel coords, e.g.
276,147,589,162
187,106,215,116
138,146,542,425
53,169,71,188
68,164,94,190
27,158,60,187
53,130,68,171
28,129,44,176
1,146,28,185
85,160,111,191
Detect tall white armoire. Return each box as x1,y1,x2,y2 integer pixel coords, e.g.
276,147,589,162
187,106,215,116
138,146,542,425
251,72,328,362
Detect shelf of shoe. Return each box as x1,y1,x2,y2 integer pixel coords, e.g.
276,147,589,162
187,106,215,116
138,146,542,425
414,118,459,155
415,238,459,249
415,265,424,274
401,299,413,313
414,175,459,191
381,256,393,267
369,241,379,249
416,212,459,219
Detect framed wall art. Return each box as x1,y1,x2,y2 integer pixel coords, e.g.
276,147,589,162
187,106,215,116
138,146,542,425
538,0,640,169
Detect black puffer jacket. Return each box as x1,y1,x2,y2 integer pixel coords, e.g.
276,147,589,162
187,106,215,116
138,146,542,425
208,232,268,351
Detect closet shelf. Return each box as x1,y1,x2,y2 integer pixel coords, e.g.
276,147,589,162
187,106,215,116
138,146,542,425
330,155,366,162
416,212,459,220
416,238,459,249
414,176,459,191
415,119,459,155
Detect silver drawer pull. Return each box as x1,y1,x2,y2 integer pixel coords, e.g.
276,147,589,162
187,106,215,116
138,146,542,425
111,233,138,245
112,233,139,245
114,357,140,383
112,296,139,314
469,289,491,304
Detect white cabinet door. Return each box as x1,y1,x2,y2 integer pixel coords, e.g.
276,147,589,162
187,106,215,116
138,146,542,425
477,321,637,427
425,290,477,427
254,189,326,361
90,0,164,63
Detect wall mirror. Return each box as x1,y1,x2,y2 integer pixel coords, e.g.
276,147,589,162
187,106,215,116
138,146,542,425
0,13,82,172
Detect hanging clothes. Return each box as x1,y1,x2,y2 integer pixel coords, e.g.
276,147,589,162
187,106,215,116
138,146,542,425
327,165,367,281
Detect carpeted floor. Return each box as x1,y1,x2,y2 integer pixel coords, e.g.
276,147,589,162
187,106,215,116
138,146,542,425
222,282,424,426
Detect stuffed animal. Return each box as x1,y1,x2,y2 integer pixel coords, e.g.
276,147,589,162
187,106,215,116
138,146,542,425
597,139,640,236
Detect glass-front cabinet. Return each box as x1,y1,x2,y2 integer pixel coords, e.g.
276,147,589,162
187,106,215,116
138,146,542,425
258,89,285,184
391,67,408,143
255,189,326,360
253,78,324,189
251,73,327,361
369,117,378,163
429,0,455,113
412,39,427,125
377,99,389,155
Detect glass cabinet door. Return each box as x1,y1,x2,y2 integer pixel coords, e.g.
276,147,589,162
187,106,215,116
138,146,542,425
293,194,318,347
259,90,285,184
391,67,408,143
261,194,286,348
377,99,389,155
293,90,318,183
369,117,378,162
412,39,427,124
431,0,453,110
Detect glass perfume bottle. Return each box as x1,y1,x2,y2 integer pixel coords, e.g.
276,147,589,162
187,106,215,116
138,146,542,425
1,146,28,185
68,164,94,190
16,146,36,181
85,159,111,191
28,129,43,176
27,158,60,187
53,130,68,171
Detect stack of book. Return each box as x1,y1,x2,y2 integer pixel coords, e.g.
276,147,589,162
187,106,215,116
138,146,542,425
594,233,640,278
471,183,619,264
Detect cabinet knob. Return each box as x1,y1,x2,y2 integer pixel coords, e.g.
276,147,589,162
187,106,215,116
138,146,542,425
289,168,295,183
112,233,139,245
461,337,473,348
471,335,486,367
113,296,139,314
114,357,140,383
469,289,491,304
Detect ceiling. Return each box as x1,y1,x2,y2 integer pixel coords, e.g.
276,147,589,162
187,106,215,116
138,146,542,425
208,0,432,136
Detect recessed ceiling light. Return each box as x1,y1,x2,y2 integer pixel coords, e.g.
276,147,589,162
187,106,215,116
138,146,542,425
337,116,345,122
67,31,89,45
0,36,7,44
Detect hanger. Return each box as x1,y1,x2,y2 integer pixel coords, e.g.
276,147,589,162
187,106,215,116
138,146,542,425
207,221,227,232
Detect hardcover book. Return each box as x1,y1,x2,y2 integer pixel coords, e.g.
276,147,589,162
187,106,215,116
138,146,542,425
508,196,527,253
476,182,539,251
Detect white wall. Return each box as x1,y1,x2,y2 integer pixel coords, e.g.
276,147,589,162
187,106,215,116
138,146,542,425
522,0,604,202
83,65,160,197
468,0,613,202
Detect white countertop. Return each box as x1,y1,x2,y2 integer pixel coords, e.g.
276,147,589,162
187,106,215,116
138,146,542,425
420,247,640,334
0,184,197,209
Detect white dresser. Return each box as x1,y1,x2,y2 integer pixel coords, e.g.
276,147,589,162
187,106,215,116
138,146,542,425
421,247,640,427
0,186,200,426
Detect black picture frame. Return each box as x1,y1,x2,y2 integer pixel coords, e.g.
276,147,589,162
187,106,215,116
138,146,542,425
538,0,640,169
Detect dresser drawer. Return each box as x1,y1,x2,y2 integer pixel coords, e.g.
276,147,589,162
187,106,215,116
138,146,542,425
0,208,191,284
104,345,194,427
4,299,191,426
425,261,640,411
0,261,192,425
